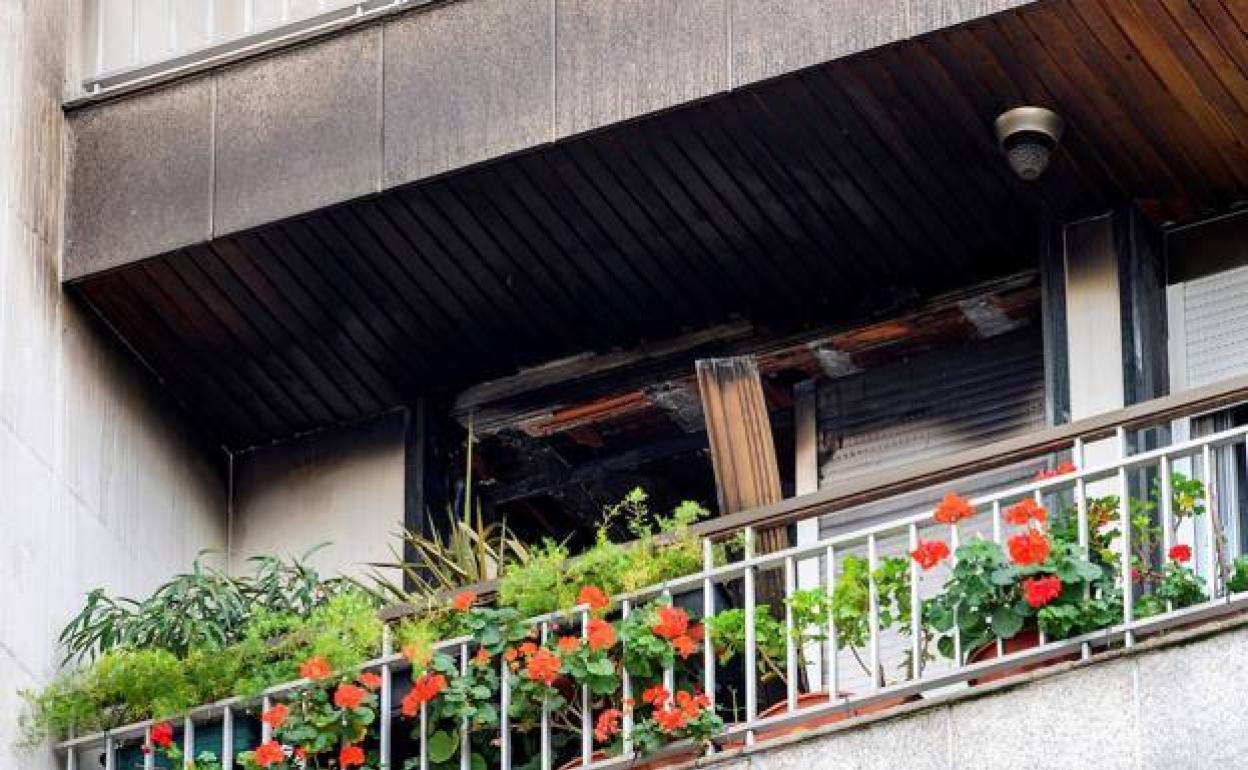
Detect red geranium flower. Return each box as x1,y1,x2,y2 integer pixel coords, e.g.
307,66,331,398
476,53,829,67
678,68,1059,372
150,722,174,749
586,618,616,651
357,672,383,691
577,585,610,613
1004,498,1048,526
654,707,688,733
401,673,448,717
299,656,332,681
1035,461,1077,481
1168,544,1193,563
1007,530,1051,566
253,740,286,768
1022,575,1063,608
526,648,562,686
518,641,539,657
452,590,477,611
671,634,697,659
674,690,710,717
933,492,975,525
558,635,580,653
334,683,367,710
688,623,704,642
340,744,366,769
473,647,492,667
652,605,689,640
594,708,623,743
261,703,289,730
909,539,950,570
642,684,669,707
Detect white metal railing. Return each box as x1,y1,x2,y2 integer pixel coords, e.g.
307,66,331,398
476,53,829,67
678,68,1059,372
79,0,420,97
55,407,1248,769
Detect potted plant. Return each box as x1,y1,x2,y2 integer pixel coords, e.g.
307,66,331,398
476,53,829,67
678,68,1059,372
918,493,1110,683
703,552,914,740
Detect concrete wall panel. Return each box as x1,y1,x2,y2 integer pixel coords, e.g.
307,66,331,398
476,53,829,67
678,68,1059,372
908,0,1034,37
230,411,405,581
384,0,552,185
731,0,907,87
554,0,727,138
64,78,213,279
214,27,382,236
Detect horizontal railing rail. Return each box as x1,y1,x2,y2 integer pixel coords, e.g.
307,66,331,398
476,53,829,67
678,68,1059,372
55,378,1248,769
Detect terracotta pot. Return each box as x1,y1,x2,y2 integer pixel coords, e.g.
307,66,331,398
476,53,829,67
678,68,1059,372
556,746,700,770
967,628,1079,685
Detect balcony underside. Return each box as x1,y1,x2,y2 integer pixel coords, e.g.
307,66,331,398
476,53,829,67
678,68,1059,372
68,0,1248,450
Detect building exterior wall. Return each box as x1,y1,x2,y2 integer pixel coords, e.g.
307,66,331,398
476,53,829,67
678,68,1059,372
0,3,229,769
704,621,1248,770
229,411,406,582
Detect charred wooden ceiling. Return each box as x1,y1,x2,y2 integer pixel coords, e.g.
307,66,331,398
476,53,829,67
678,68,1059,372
71,0,1248,452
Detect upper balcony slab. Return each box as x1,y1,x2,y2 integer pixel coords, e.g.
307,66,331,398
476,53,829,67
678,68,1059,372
64,0,1035,281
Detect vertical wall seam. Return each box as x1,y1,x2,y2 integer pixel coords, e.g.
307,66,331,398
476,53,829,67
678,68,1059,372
549,0,557,142
377,22,385,192
208,74,217,238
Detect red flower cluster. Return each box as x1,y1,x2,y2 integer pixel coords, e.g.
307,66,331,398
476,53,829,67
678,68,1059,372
299,656,332,681
594,708,623,743
651,606,689,639
1168,544,1192,563
473,647,492,667
577,585,610,613
150,722,174,749
587,618,616,651
1004,498,1048,526
1022,575,1062,608
452,590,477,611
671,634,697,659
527,648,562,686
1007,530,1051,566
334,682,367,710
253,740,286,768
340,744,366,769
401,644,431,669
261,703,289,730
933,492,975,525
558,635,581,653
653,691,711,734
1035,461,1077,481
910,539,950,571
401,673,448,717
642,684,669,707
357,672,383,691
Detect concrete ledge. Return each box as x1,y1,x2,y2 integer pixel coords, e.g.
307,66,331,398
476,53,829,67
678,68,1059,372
674,613,1248,770
63,0,1038,280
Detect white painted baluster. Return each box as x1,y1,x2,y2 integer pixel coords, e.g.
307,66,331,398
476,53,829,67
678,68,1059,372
221,706,234,770
1202,443,1219,598
1118,427,1134,647
1074,438,1091,660
1035,488,1048,647
992,501,1005,658
540,622,551,770
950,524,962,664
580,608,592,769
104,735,116,770
65,745,76,770
783,556,798,712
499,650,511,770
380,627,393,770
908,523,921,681
261,696,273,743
661,589,675,696
702,539,716,710
742,527,757,746
825,545,839,701
620,600,634,757
182,717,194,769
867,534,880,691
460,643,471,770
144,726,155,770
1161,455,1174,614
420,691,429,770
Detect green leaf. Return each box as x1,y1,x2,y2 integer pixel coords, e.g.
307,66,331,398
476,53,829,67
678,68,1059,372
428,730,459,764
991,606,1025,639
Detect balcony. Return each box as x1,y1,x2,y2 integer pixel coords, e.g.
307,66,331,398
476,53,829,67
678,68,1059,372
41,376,1248,770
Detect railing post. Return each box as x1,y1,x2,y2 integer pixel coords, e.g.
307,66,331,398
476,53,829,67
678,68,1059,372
1201,443,1219,597
866,534,881,691
742,527,757,746
580,608,592,769
221,706,234,770
104,735,115,770
499,649,511,770
824,545,838,700
1074,438,1091,660
380,627,393,770
783,556,798,712
701,539,716,710
460,643,471,770
143,726,155,770
1118,427,1134,647
620,599,634,758
261,695,273,743
950,524,962,664
1161,455,1174,614
908,523,922,681
539,622,551,770
182,716,194,770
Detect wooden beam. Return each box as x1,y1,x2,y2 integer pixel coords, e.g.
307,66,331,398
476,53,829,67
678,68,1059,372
696,356,786,553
